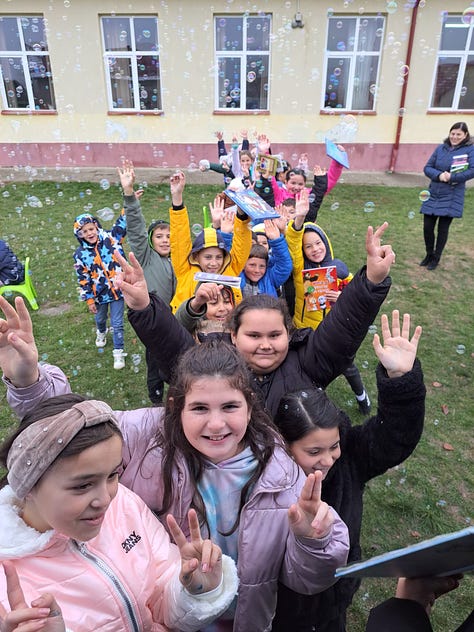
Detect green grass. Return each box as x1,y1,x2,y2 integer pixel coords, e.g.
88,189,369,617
0,178,472,630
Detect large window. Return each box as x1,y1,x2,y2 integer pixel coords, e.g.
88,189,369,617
101,15,162,112
0,16,56,111
323,15,384,111
430,14,474,110
214,13,271,111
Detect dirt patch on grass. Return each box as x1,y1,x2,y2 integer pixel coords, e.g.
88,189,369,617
38,303,72,316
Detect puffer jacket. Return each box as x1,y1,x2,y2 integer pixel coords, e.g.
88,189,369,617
286,221,352,329
72,210,126,305
0,239,24,285
270,159,343,207
239,234,293,298
128,266,391,417
420,141,474,218
0,483,238,632
170,207,252,312
124,194,176,304
5,365,349,632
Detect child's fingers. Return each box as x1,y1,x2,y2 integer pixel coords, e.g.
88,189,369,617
410,325,423,348
166,513,188,550
3,561,28,610
187,509,203,545
390,309,401,339
199,539,213,572
400,312,411,339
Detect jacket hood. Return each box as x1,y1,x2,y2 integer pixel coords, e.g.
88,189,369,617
188,227,231,269
302,222,350,279
73,214,103,246
147,219,170,250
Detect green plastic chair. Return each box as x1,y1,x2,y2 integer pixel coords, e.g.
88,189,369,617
0,257,39,310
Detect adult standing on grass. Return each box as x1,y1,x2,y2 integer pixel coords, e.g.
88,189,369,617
419,122,474,271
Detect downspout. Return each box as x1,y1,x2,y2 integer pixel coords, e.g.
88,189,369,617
388,0,421,173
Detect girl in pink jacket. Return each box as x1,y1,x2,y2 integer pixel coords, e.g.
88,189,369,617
0,397,238,632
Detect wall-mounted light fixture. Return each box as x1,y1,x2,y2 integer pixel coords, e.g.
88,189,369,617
291,11,304,28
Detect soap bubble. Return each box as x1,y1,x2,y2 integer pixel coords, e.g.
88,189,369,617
407,210,415,219
363,201,375,213
462,7,474,25
386,1,398,14
455,344,466,355
419,190,430,202
368,325,377,334
330,202,340,211
191,223,203,236
100,178,110,190
96,207,115,221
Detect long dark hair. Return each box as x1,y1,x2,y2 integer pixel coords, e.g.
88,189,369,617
0,394,122,489
444,121,472,147
274,388,343,443
158,341,279,535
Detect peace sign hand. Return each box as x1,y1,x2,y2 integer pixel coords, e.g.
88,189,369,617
288,472,334,540
0,561,65,632
166,510,223,595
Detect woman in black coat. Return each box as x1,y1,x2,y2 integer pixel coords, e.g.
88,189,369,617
419,122,474,270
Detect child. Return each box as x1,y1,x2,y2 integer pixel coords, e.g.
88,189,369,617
119,160,176,403
272,310,424,631
199,130,251,187
0,239,24,287
169,171,252,312
0,395,238,631
239,219,292,298
286,189,371,413
73,209,127,370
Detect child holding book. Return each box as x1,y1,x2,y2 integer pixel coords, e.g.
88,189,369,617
286,189,371,414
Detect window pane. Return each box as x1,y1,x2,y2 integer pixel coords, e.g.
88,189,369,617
431,56,460,107
327,18,355,53
459,55,474,108
352,55,378,109
440,17,468,51
324,57,350,108
0,57,28,107
246,55,268,108
246,16,270,51
217,57,241,107
133,17,158,52
0,17,22,51
357,17,384,52
102,17,132,52
30,55,55,109
107,56,133,108
138,55,161,109
215,17,243,52
21,16,47,52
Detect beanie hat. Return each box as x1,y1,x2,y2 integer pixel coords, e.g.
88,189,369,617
188,227,231,270
73,214,102,240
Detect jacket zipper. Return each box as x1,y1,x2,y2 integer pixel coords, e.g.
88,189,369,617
72,540,141,631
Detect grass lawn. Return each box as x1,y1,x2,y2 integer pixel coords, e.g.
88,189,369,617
0,176,472,630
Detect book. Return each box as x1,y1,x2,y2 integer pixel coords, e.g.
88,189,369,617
335,526,474,579
302,266,338,312
325,138,350,169
450,154,469,174
256,153,279,177
224,187,280,221
194,272,242,289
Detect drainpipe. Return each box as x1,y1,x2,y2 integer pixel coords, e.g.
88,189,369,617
388,0,421,173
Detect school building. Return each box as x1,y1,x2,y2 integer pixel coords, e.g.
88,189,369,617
0,0,473,173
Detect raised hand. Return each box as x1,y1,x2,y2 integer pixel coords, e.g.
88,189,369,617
293,188,310,229
373,310,422,378
0,296,39,387
257,134,271,154
288,472,334,539
220,209,236,234
0,561,65,632
114,251,150,311
170,171,186,206
209,195,225,228
263,219,280,240
313,165,327,177
190,283,223,312
215,131,224,141
166,510,223,595
365,222,396,284
117,160,135,196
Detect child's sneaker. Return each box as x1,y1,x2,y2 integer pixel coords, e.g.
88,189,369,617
113,349,127,370
95,329,108,348
357,392,371,416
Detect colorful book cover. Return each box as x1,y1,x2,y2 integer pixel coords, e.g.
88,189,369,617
256,153,279,177
450,154,469,174
335,526,474,579
224,187,280,221
302,266,338,312
325,138,350,169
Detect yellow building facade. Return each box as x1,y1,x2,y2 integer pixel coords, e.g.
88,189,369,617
0,0,473,172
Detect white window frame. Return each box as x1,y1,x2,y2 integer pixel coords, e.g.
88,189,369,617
0,15,56,111
429,14,474,110
214,13,271,112
322,15,385,112
100,15,162,112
